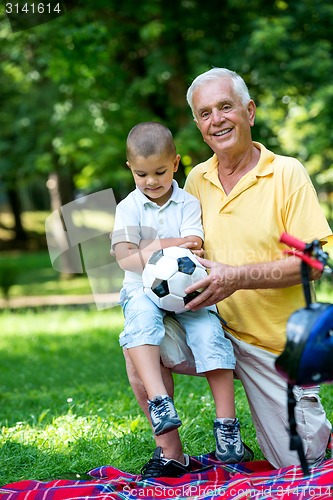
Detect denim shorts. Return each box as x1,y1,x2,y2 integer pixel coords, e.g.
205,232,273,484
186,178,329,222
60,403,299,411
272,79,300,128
119,286,235,373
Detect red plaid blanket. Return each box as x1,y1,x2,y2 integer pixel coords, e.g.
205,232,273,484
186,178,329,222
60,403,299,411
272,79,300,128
1,454,332,499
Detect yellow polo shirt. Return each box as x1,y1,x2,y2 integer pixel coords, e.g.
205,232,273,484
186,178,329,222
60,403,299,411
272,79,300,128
185,142,332,354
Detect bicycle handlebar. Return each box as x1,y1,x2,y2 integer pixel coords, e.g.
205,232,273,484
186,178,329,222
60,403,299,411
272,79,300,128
280,232,333,271
280,232,307,251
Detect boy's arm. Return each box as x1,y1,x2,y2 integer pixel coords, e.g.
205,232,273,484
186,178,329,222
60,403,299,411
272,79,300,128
139,235,202,265
114,235,203,273
113,241,144,272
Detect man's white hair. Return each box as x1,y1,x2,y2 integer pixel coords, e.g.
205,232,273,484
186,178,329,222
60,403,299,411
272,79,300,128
186,68,251,117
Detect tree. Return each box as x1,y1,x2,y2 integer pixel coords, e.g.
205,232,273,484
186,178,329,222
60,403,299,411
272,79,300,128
1,0,333,238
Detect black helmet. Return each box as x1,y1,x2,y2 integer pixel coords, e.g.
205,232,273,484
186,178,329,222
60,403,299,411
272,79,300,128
275,302,333,386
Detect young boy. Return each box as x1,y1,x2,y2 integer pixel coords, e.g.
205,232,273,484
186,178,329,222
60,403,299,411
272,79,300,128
111,122,246,466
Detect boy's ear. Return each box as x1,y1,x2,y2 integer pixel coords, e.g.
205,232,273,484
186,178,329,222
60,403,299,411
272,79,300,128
174,154,181,172
126,161,131,169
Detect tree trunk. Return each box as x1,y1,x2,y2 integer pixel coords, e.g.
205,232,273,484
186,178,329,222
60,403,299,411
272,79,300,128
7,187,27,241
46,172,82,276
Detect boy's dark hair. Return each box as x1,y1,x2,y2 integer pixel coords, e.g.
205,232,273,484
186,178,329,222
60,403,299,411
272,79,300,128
126,122,176,162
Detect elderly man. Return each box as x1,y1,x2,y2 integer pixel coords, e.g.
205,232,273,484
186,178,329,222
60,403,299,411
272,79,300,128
123,67,332,478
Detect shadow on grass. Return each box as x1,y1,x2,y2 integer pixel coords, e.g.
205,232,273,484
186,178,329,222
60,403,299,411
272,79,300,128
0,431,151,486
0,440,92,486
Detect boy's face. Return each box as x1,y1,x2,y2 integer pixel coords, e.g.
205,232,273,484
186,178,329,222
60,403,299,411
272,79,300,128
127,152,180,206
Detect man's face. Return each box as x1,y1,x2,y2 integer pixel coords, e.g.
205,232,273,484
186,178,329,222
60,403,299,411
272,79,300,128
192,78,255,155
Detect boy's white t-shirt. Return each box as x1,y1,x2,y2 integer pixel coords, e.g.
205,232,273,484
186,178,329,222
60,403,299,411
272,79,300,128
111,180,204,286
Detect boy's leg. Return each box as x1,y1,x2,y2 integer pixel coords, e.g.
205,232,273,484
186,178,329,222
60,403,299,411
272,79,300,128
206,368,250,464
126,344,169,399
205,369,235,418
123,347,185,463
127,344,182,436
120,290,181,436
176,308,235,374
228,333,332,468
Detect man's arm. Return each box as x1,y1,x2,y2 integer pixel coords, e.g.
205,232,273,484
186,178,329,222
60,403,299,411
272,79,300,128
184,255,322,311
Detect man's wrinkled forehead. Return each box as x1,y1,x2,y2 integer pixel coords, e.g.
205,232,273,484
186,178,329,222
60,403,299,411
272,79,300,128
192,78,236,114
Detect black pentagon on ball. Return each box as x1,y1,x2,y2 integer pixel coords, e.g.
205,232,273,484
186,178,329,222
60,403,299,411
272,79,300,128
148,249,164,265
183,291,201,305
151,278,169,298
177,256,196,275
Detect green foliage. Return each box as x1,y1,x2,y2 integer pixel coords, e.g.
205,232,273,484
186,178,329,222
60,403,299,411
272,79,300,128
1,1,333,208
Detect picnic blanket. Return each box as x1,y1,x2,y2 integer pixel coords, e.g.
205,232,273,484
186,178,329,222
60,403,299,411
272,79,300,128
1,453,332,500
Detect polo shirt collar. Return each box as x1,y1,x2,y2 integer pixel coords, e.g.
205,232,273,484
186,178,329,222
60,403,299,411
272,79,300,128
203,141,275,186
137,179,182,207
253,142,275,176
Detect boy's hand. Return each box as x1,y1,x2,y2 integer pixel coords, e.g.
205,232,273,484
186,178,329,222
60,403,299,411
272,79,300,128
191,248,205,257
179,241,204,257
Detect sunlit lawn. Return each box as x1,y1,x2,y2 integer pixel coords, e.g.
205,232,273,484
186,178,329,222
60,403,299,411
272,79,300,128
0,306,332,487
0,306,148,485
0,307,260,487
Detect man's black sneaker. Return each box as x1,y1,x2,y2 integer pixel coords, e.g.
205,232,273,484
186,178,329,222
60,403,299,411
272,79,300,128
214,418,254,463
148,395,182,435
140,447,191,479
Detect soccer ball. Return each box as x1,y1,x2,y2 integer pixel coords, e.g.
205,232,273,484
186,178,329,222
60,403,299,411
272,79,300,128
142,246,206,314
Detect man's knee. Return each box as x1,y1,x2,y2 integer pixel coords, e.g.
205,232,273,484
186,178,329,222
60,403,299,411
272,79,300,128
296,389,332,463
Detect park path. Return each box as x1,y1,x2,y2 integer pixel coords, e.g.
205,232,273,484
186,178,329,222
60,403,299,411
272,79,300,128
0,293,120,309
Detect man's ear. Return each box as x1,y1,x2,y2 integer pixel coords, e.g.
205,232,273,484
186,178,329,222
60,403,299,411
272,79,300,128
248,100,256,127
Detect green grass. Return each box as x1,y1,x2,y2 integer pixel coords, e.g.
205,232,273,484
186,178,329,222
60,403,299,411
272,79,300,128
0,306,137,485
0,307,257,486
0,251,92,298
0,307,332,487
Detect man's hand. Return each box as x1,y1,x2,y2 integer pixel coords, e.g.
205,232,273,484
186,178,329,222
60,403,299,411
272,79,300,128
184,257,237,310
184,254,310,311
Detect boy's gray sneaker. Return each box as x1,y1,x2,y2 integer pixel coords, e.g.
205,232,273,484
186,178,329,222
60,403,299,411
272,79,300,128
148,395,182,435
214,417,254,463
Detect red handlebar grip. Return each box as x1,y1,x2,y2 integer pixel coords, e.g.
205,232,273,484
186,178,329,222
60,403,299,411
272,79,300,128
301,253,324,271
280,232,307,251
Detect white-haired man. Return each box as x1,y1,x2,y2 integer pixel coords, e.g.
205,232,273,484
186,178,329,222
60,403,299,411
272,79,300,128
124,68,332,478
